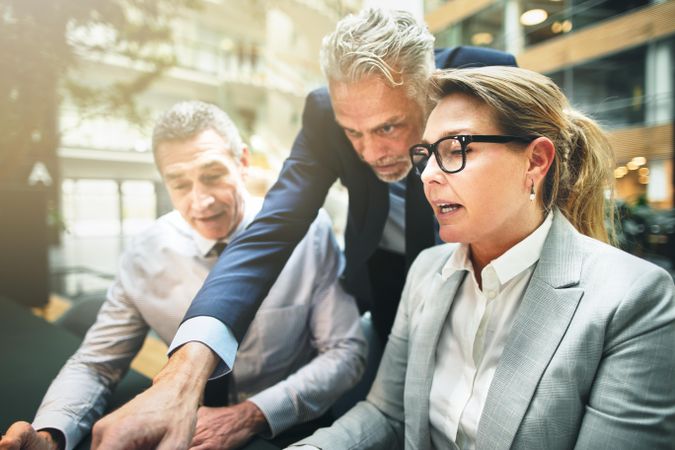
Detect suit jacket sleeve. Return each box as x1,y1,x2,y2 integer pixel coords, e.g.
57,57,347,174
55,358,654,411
183,88,341,342
574,266,675,449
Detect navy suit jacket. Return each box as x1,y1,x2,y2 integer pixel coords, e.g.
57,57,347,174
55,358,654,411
185,46,517,342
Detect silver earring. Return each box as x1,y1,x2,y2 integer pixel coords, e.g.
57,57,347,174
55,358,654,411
529,179,536,201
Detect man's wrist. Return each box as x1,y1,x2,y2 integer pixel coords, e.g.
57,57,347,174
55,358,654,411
37,429,65,450
241,401,270,435
154,341,219,386
151,341,221,411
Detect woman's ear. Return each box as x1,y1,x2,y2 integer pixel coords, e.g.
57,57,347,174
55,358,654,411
526,137,555,187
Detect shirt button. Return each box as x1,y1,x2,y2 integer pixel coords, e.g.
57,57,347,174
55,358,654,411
487,290,497,300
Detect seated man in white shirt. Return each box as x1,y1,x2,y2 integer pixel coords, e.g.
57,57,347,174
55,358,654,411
0,101,366,450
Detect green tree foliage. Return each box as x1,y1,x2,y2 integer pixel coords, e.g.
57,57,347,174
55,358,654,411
0,0,200,187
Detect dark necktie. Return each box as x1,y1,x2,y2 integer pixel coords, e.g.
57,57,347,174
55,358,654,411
211,241,227,257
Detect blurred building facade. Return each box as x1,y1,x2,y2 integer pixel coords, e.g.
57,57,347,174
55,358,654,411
45,1,368,300
425,0,674,209
54,0,359,281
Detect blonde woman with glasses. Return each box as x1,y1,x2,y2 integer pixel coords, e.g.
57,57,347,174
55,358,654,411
293,66,675,450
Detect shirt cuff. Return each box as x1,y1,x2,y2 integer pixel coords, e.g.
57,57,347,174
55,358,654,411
33,413,80,450
248,387,300,438
167,316,238,379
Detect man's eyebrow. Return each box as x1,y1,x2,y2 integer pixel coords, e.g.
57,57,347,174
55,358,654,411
336,115,405,134
369,115,405,132
199,161,227,171
164,171,184,181
334,118,355,133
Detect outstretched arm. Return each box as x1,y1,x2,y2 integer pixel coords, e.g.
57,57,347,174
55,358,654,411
91,342,217,450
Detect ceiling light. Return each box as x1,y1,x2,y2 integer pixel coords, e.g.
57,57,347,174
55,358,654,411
520,9,548,26
639,167,650,176
561,20,573,33
626,161,639,171
614,166,628,178
471,32,493,46
632,156,646,166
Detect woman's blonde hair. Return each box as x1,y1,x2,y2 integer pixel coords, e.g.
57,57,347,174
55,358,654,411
430,66,615,243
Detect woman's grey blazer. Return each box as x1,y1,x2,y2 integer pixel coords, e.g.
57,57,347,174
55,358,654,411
297,211,675,449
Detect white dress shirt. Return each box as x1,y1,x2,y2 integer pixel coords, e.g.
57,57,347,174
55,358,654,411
429,213,553,450
32,197,366,450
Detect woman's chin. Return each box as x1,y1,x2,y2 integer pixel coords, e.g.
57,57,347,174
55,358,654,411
439,227,467,245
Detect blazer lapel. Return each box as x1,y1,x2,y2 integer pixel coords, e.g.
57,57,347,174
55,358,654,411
406,269,466,450
476,213,585,449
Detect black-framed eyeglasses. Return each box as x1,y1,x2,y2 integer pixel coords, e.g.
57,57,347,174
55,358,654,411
409,135,537,175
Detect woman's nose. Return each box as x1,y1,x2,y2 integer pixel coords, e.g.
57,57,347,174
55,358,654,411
420,153,445,185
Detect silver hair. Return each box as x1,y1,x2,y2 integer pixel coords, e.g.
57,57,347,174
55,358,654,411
320,8,435,105
152,101,244,159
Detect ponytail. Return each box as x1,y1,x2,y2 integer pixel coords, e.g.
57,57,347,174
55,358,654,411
550,110,615,244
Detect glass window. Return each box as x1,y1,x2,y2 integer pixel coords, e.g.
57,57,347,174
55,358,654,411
520,0,651,48
569,0,651,31
61,179,157,238
568,45,647,128
63,179,120,237
121,180,156,236
435,3,506,51
547,37,674,129
547,69,568,92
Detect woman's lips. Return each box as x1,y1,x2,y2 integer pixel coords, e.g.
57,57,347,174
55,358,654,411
433,202,463,216
439,203,460,214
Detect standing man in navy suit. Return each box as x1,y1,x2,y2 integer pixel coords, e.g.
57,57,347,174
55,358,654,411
92,8,516,449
